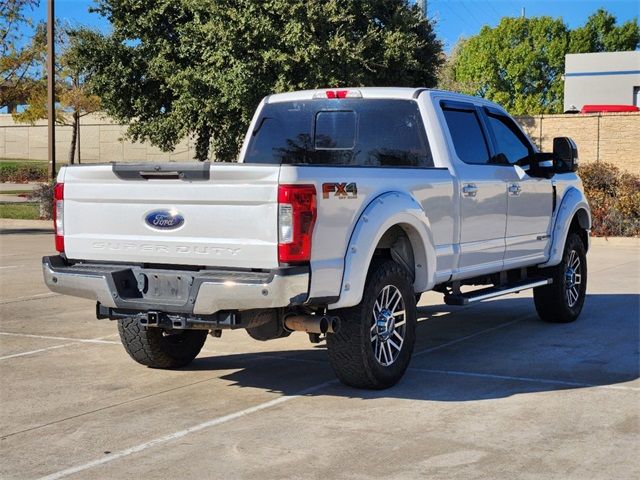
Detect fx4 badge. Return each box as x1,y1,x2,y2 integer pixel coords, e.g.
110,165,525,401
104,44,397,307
322,182,358,199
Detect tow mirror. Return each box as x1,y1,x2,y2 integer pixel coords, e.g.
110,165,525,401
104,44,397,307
527,152,554,179
553,137,579,173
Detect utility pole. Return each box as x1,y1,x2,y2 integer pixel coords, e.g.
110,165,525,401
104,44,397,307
419,0,427,19
47,0,56,181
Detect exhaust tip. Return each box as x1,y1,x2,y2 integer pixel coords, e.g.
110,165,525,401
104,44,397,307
327,316,340,334
318,316,329,334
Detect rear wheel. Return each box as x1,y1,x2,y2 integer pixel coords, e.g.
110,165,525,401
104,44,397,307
534,232,587,323
327,260,417,389
118,318,207,368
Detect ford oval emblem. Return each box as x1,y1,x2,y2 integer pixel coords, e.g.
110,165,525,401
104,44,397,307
145,209,185,230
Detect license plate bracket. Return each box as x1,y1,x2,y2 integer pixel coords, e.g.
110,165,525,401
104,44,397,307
138,271,193,304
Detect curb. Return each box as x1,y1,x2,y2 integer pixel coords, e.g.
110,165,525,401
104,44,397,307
590,236,639,247
0,218,52,232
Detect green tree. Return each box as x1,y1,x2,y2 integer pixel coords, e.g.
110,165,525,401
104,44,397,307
570,8,640,53
0,0,44,113
447,9,639,115
13,28,101,164
437,38,475,92
78,0,442,162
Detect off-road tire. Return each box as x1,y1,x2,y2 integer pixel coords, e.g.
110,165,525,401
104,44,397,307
534,232,587,323
118,318,207,368
327,259,417,389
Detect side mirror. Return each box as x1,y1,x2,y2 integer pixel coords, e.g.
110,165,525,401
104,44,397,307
528,152,555,179
553,137,579,173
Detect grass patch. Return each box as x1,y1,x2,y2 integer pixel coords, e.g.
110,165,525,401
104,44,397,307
0,159,67,165
0,202,40,220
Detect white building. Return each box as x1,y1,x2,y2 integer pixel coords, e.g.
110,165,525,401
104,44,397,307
563,51,640,112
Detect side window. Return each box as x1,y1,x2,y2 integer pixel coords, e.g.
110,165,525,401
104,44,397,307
487,113,531,165
442,107,490,165
357,102,433,167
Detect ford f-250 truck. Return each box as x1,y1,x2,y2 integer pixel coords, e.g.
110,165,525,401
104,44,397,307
43,88,590,389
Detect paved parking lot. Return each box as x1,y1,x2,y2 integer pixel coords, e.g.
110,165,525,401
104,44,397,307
0,228,638,480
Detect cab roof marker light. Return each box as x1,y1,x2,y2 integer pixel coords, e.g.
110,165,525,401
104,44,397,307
312,89,362,99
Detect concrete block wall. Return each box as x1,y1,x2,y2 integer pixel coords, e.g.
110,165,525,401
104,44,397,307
515,112,640,175
1,111,638,174
0,113,197,163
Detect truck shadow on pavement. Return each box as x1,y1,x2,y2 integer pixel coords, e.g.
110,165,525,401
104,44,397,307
187,293,639,401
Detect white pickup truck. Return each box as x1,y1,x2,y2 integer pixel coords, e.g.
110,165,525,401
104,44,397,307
43,88,590,389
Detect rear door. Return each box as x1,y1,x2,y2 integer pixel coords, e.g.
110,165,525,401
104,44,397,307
440,100,508,277
483,108,553,266
61,163,281,269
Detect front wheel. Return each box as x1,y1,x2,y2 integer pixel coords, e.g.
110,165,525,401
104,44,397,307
534,232,587,323
118,318,208,368
327,260,417,389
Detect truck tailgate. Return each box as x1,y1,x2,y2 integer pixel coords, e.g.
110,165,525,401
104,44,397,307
61,163,280,269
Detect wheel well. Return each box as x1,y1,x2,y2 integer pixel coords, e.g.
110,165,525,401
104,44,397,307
569,209,589,251
371,225,416,280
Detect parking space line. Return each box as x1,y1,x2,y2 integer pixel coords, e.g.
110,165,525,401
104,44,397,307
410,367,640,392
0,343,75,361
0,332,120,345
0,333,120,361
0,292,59,304
38,379,337,480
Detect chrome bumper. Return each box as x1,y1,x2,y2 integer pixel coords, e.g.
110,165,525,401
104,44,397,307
42,256,309,315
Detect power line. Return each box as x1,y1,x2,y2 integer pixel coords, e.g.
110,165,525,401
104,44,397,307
434,0,477,33
459,0,486,28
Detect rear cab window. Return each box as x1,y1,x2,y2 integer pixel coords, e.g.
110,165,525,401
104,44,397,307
244,99,434,168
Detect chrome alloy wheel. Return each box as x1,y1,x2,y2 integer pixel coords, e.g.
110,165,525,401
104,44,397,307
370,285,406,366
564,249,583,308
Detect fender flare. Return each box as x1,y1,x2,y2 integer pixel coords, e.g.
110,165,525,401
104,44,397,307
328,191,436,310
540,186,591,268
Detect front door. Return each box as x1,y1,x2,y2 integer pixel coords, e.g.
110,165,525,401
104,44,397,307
441,101,507,278
483,109,553,266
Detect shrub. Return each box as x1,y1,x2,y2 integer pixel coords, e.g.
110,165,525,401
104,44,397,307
580,162,640,237
28,182,55,219
0,162,48,182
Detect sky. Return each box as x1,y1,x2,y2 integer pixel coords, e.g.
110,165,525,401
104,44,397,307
19,0,640,53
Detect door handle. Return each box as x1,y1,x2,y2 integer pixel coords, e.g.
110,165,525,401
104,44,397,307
508,183,522,196
462,184,478,197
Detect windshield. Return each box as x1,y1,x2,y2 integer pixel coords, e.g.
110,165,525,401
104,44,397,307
243,99,433,168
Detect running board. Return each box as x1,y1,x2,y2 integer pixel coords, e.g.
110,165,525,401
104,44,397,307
444,278,553,306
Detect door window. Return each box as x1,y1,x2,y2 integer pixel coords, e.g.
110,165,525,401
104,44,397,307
486,113,532,165
441,107,490,165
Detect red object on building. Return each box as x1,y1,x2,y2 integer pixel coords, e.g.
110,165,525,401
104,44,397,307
580,104,640,113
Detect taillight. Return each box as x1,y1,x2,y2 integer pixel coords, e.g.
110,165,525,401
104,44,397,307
53,183,64,253
278,185,317,264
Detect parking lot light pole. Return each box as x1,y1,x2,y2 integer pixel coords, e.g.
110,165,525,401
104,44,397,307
47,0,56,181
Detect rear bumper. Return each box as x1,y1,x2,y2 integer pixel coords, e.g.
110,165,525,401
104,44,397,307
42,256,309,315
